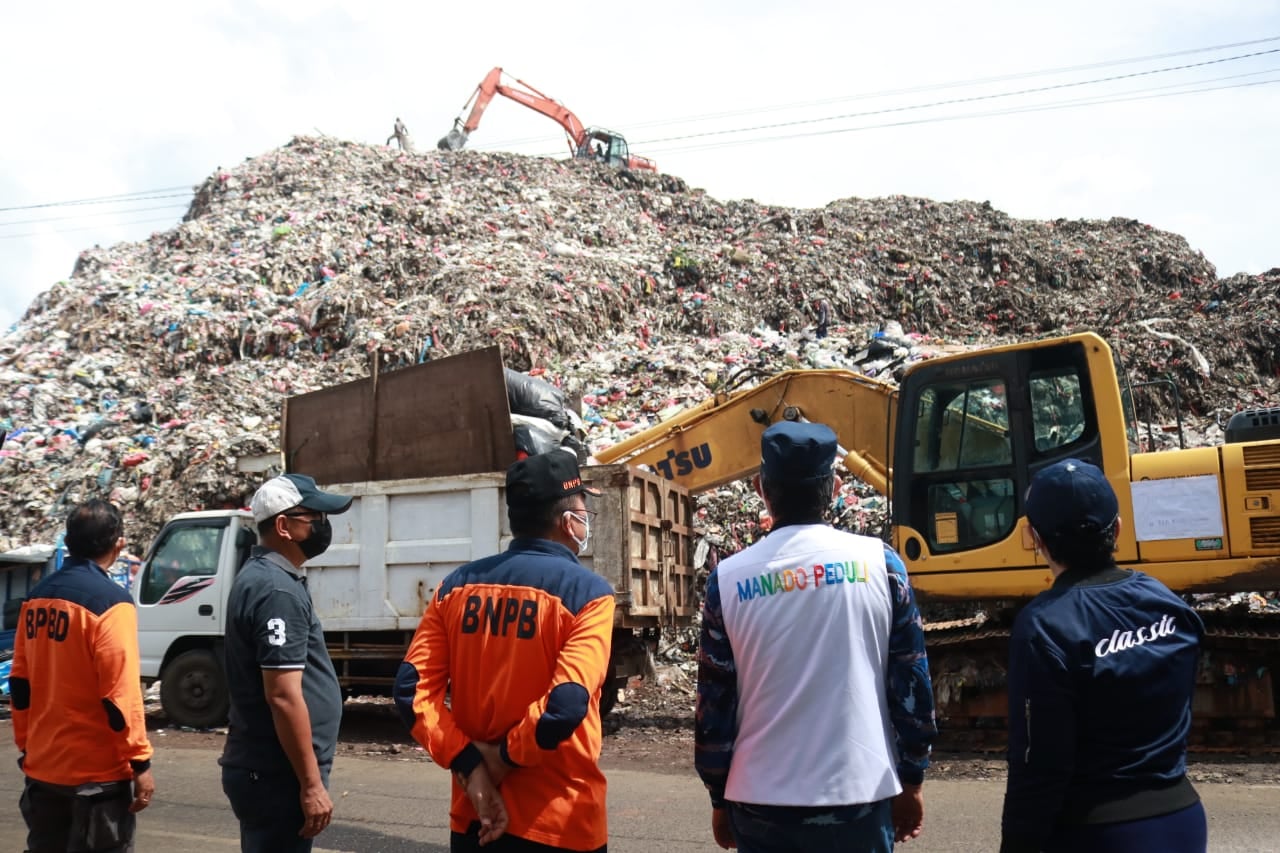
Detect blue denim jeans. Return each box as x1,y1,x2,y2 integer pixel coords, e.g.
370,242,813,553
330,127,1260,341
221,764,330,853
727,799,893,853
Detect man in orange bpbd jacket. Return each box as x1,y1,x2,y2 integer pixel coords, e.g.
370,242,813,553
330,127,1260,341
12,499,156,853
395,450,615,852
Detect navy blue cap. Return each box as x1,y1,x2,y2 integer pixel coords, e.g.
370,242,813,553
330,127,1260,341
1025,458,1119,539
760,422,838,483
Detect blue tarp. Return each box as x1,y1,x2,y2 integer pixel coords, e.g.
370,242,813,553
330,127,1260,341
0,627,12,694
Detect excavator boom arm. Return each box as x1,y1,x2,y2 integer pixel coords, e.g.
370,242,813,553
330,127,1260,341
445,67,586,154
595,370,898,494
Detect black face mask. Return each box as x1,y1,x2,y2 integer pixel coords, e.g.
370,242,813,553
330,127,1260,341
298,517,332,560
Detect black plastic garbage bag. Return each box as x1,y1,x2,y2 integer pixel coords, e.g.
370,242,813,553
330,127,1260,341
505,369,570,431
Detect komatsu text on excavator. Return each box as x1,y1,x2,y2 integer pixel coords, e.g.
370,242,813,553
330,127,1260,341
596,332,1280,750
438,67,657,173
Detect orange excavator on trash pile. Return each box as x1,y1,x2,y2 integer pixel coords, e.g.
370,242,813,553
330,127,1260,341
438,67,658,173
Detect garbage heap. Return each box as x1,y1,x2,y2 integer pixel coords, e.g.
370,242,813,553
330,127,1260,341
1,135,1277,555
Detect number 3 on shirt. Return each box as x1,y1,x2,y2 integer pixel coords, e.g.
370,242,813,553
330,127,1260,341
267,618,287,646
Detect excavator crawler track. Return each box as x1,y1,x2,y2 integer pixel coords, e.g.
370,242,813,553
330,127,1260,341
925,606,1280,755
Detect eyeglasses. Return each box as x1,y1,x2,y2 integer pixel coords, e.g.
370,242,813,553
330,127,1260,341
282,511,324,521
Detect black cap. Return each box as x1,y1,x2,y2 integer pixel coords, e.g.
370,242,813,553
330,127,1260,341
760,421,838,483
506,451,601,509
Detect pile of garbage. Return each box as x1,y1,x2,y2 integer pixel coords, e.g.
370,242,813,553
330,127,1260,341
2,135,1278,554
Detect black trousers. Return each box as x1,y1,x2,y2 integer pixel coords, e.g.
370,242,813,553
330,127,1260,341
222,764,331,853
19,777,136,853
451,824,606,853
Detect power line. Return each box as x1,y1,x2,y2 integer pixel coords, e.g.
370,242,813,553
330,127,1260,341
985,65,1280,111
471,35,1280,151
650,76,1280,154
627,35,1280,129
526,48,1278,159
977,75,1280,120
643,76,1280,156
0,215,184,241
626,47,1280,149
0,187,193,214
0,203,191,228
651,64,1280,154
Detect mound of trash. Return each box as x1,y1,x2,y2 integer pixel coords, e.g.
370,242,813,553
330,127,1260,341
2,135,1277,552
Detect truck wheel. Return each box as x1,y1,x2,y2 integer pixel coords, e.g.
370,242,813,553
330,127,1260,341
160,649,229,728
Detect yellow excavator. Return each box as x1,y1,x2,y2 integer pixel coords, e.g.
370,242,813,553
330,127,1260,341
595,331,1280,749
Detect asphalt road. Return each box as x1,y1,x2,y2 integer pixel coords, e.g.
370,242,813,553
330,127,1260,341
0,734,1277,852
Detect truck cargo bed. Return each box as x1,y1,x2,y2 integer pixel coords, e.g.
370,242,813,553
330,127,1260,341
308,464,695,632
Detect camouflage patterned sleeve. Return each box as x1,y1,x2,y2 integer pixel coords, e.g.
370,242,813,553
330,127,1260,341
694,568,737,808
884,544,937,785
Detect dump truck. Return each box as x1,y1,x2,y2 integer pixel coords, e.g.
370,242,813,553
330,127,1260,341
135,348,695,727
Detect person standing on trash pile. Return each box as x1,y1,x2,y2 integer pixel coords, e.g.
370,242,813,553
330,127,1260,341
695,421,937,852
813,297,832,339
1000,459,1206,853
395,450,615,852
11,498,156,853
220,473,353,853
387,116,413,151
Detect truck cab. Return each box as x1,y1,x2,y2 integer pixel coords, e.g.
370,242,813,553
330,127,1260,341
134,510,257,727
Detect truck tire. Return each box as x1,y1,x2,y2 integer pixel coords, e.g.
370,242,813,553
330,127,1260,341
160,649,229,728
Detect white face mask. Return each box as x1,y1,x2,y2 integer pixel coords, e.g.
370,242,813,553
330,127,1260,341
564,511,591,556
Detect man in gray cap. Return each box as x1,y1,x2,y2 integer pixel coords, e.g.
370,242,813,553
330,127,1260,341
695,421,936,852
220,473,352,853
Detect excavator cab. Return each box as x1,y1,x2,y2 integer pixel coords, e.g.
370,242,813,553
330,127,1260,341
576,128,630,168
891,335,1126,594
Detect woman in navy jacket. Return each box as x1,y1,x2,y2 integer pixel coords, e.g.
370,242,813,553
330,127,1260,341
1000,459,1206,853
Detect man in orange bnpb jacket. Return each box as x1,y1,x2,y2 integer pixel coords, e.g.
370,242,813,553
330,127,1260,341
395,451,615,852
12,499,156,852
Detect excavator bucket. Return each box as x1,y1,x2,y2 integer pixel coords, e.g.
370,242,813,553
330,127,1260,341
438,122,469,152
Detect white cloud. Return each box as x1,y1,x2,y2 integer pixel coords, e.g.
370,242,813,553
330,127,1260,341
3,0,1277,327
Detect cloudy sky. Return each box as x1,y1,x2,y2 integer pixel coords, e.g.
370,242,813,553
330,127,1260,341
2,0,1277,330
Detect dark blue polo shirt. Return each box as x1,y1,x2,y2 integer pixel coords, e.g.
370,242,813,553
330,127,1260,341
219,546,342,774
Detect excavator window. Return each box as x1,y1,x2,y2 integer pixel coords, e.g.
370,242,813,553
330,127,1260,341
912,379,1016,552
1029,369,1087,453
609,136,629,165
914,380,1012,473
927,478,1016,549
